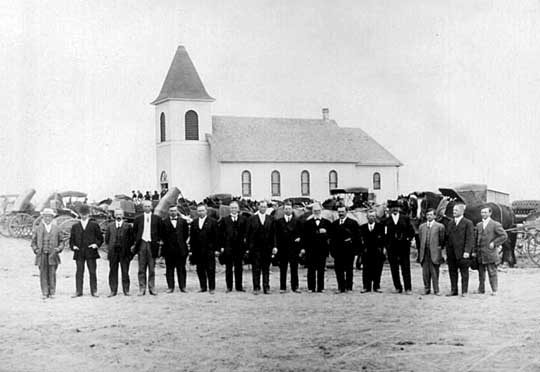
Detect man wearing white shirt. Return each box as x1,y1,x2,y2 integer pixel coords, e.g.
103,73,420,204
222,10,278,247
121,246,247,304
132,201,162,296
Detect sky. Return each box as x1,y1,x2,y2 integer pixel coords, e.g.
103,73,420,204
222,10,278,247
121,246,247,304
1,0,539,202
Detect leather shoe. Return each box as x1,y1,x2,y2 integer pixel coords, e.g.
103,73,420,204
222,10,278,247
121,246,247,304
209,290,215,294
423,290,430,295
279,289,286,294
253,290,260,295
360,289,370,293
446,292,458,297
91,293,99,297
71,293,82,298
392,289,403,294
405,290,412,295
374,289,382,293
137,292,145,296
107,293,117,298
236,288,245,292
226,289,232,293
41,295,48,300
149,291,157,296
123,292,130,296
180,288,187,293
293,289,301,293
198,289,207,293
166,289,174,294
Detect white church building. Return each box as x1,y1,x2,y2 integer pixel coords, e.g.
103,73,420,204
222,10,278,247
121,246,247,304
152,46,402,202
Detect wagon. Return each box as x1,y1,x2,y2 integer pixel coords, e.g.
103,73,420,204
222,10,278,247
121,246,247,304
1,189,37,239
511,212,540,266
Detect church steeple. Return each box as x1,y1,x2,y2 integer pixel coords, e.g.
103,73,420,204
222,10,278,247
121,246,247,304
151,45,215,105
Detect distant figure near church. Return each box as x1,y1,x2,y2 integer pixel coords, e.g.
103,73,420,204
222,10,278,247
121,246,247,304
31,208,63,299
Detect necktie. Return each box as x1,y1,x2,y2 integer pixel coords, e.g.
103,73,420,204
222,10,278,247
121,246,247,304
369,224,373,232
232,216,236,222
340,219,344,225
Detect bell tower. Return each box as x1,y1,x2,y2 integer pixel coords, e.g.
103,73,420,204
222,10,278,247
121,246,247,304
151,46,215,199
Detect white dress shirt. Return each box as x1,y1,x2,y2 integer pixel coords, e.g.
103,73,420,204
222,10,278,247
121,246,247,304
482,217,491,230
285,215,292,223
198,216,207,230
81,219,89,230
339,217,347,225
455,216,463,226
368,223,375,232
258,213,266,225
170,218,177,229
142,213,152,242
43,222,52,234
391,214,399,224
116,221,123,229
230,213,238,222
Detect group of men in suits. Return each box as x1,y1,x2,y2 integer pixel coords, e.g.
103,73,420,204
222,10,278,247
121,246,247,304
417,204,507,296
32,198,507,299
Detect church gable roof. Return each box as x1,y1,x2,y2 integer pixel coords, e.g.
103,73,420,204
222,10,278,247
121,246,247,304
209,116,402,166
151,46,214,105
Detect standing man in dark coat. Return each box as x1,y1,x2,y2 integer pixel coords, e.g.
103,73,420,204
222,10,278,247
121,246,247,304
275,201,302,293
331,204,361,293
219,201,247,292
359,210,386,293
161,205,189,293
246,200,276,294
301,202,331,293
445,203,474,297
385,205,415,294
70,204,104,297
474,206,507,296
104,209,134,297
190,203,220,294
132,200,161,296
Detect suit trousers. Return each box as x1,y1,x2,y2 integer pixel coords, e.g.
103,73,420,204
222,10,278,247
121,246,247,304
421,261,440,293
225,255,244,291
109,255,131,294
334,255,355,292
362,253,383,291
165,255,187,291
39,254,57,296
307,256,326,292
388,243,411,291
252,258,270,292
447,259,469,294
279,259,298,291
478,263,498,293
196,256,216,291
137,242,155,294
75,258,97,295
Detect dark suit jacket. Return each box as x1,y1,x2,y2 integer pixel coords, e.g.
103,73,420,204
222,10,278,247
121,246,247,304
445,217,474,264
190,217,219,264
161,217,189,259
359,223,386,258
70,220,104,261
247,213,275,263
331,218,361,260
219,214,248,259
302,217,332,264
104,221,134,261
475,219,507,264
275,215,302,262
132,213,162,258
385,214,415,249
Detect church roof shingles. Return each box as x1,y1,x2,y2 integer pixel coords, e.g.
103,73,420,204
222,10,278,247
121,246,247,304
151,46,214,104
208,116,402,166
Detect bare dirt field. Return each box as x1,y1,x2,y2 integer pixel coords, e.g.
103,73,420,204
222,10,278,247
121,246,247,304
1,236,540,372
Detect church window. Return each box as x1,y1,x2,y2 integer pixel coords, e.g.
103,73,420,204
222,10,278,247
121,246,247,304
271,170,280,197
160,113,166,142
185,110,199,140
373,172,381,190
242,170,252,197
301,170,310,196
329,170,338,191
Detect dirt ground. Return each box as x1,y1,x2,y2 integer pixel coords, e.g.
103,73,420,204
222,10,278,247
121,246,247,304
1,236,540,372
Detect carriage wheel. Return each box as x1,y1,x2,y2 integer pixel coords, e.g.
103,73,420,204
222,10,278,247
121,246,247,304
57,217,79,249
0,214,11,237
526,235,540,267
8,213,36,239
32,215,43,233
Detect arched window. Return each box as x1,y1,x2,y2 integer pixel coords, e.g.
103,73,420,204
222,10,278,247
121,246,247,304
329,170,338,191
160,113,166,142
271,170,280,197
301,170,310,196
373,172,381,190
185,110,199,140
242,170,251,197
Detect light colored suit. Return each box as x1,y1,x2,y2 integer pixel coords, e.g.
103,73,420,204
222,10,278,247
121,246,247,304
418,221,445,265
418,220,445,294
475,218,507,293
30,222,64,297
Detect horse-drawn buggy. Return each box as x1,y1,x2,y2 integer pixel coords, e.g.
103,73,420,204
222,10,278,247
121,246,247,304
0,189,37,238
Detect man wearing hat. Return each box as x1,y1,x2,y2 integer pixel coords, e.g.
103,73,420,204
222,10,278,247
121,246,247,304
70,204,104,297
31,208,63,299
385,202,415,294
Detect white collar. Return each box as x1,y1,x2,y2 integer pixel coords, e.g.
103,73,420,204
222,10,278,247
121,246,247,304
483,217,491,225
116,220,123,226
43,222,53,231
230,213,239,218
455,216,463,224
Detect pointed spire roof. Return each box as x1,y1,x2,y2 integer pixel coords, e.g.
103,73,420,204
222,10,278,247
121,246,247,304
151,46,214,105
